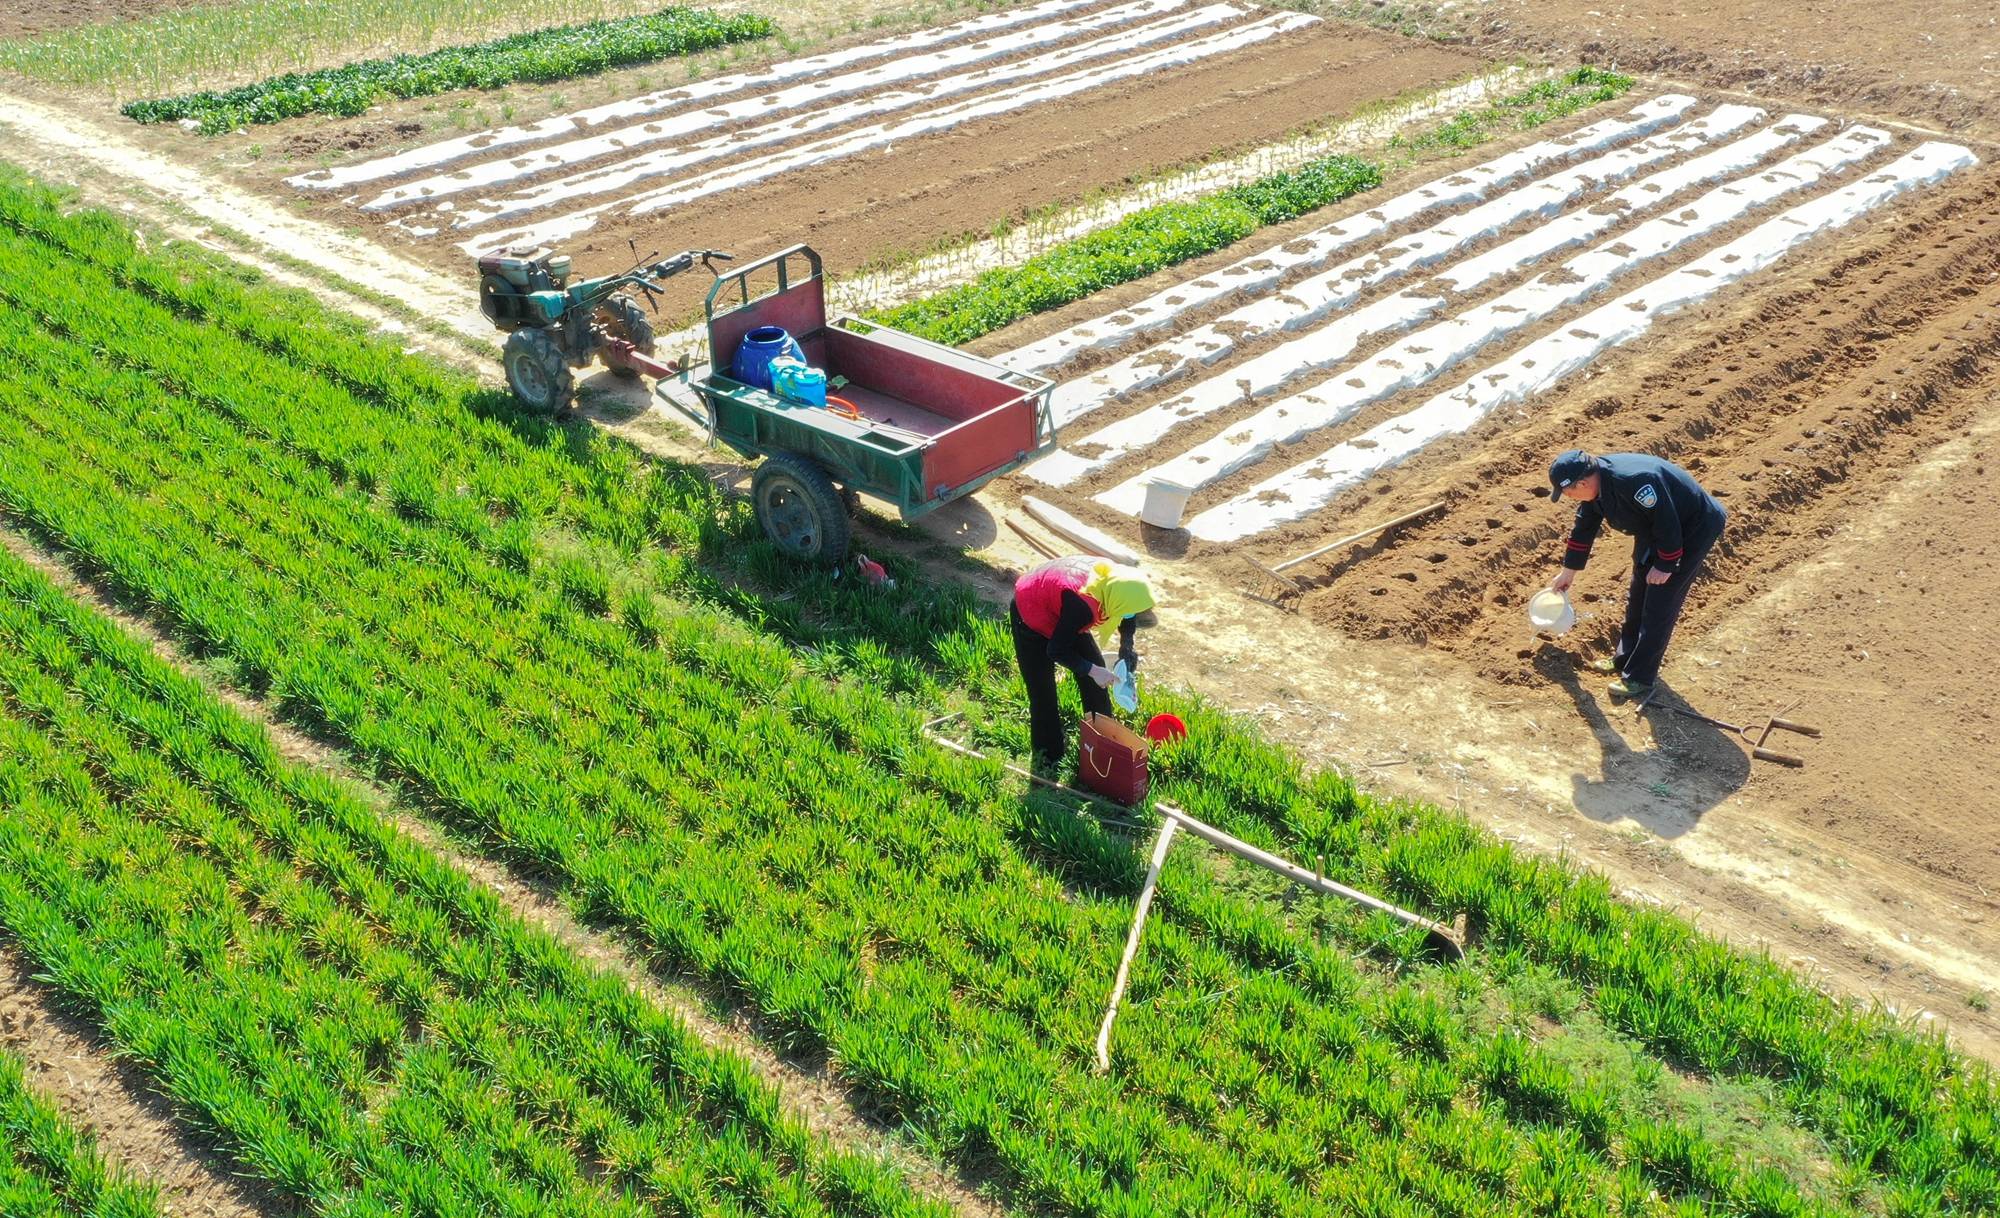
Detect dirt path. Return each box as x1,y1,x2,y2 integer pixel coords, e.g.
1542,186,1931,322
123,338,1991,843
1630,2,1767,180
0,88,489,343
0,945,279,1218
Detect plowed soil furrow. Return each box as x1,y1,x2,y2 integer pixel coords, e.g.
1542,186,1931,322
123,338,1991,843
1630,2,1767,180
1291,166,2000,673
1463,0,2000,141
1049,112,1853,504
325,23,1478,279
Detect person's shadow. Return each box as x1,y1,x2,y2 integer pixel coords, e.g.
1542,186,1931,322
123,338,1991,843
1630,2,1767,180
1532,649,1751,839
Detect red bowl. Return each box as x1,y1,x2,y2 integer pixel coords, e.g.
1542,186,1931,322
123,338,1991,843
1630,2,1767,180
1145,713,1187,744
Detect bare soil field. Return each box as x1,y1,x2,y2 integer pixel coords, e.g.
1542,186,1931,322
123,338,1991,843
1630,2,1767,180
0,0,203,43
1455,0,2000,141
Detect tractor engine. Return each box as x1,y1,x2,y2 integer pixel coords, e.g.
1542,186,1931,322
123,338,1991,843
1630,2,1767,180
477,247,573,330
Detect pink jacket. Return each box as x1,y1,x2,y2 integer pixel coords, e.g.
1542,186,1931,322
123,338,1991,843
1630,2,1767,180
1013,557,1103,637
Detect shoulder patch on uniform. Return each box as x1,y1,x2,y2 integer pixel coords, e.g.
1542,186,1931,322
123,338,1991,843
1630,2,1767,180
1634,483,1658,509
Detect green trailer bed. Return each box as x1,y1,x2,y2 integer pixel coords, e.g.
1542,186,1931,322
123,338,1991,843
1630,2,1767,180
659,245,1057,561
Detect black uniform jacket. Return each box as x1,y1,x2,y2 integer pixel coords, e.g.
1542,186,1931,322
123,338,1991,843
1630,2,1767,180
1562,454,1725,575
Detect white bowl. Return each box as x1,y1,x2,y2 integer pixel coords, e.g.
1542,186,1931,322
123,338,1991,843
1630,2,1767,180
1528,588,1576,634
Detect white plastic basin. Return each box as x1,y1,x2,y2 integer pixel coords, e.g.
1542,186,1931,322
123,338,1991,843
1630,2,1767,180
1528,588,1575,634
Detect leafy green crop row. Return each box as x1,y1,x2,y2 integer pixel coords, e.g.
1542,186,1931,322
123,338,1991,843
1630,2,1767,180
0,1052,162,1218
0,551,944,1218
1388,66,1634,156
2,170,1995,1216
866,159,1378,347
120,7,772,134
866,67,1633,347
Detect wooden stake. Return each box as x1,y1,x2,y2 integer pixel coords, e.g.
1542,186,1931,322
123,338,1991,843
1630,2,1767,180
1243,500,1447,593
1094,819,1178,1073
1156,802,1463,960
1005,515,1062,560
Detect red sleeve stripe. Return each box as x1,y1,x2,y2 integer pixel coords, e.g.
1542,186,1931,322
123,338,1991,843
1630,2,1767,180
1657,546,1684,560
1564,539,1591,551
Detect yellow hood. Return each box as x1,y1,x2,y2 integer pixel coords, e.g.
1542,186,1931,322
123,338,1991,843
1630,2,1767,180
1080,561,1155,644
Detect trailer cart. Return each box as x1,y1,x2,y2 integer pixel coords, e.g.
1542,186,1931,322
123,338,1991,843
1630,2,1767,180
648,245,1057,561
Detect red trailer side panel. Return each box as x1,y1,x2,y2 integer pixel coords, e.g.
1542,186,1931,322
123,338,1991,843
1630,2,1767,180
922,399,1038,498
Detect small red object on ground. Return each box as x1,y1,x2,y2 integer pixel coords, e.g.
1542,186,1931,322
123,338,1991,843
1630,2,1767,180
1145,713,1187,744
854,554,893,587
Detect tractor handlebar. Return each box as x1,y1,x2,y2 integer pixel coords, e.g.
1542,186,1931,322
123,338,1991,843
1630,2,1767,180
597,248,736,316
645,249,734,283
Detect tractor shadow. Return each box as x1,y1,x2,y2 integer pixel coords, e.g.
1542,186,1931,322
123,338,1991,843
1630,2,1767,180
1534,650,1750,839
905,492,999,553
574,369,655,424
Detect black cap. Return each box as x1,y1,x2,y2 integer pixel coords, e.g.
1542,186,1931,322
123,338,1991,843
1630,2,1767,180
1549,450,1596,498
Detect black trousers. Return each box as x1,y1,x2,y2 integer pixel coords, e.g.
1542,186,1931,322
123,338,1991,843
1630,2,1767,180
1010,600,1111,769
1614,513,1725,685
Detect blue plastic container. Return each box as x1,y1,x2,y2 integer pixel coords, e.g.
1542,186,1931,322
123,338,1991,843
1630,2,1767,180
769,358,828,407
731,326,803,391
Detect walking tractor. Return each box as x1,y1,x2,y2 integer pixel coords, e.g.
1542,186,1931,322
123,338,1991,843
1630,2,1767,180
474,243,1058,562
475,243,729,410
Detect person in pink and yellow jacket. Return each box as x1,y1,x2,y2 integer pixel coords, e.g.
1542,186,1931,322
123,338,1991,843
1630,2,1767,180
1010,555,1157,772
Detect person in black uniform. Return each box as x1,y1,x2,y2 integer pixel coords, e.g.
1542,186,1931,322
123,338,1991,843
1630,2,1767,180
1546,449,1727,701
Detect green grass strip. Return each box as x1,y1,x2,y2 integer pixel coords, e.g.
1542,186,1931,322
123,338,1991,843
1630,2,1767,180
866,66,1633,347
0,1052,164,1218
119,7,772,134
866,159,1376,347
0,555,946,1218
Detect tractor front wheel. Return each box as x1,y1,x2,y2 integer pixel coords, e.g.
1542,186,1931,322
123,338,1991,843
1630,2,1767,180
752,452,850,563
601,295,655,378
503,328,574,414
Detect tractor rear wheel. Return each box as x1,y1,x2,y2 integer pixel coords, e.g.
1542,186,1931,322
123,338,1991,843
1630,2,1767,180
752,451,850,563
503,328,573,414
601,295,655,377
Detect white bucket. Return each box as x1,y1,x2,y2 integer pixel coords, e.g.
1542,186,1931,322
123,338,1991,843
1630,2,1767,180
1528,588,1576,634
1139,477,1194,529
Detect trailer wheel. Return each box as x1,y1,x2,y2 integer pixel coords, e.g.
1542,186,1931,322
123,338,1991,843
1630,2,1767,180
503,327,574,414
753,452,850,562
600,295,655,377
